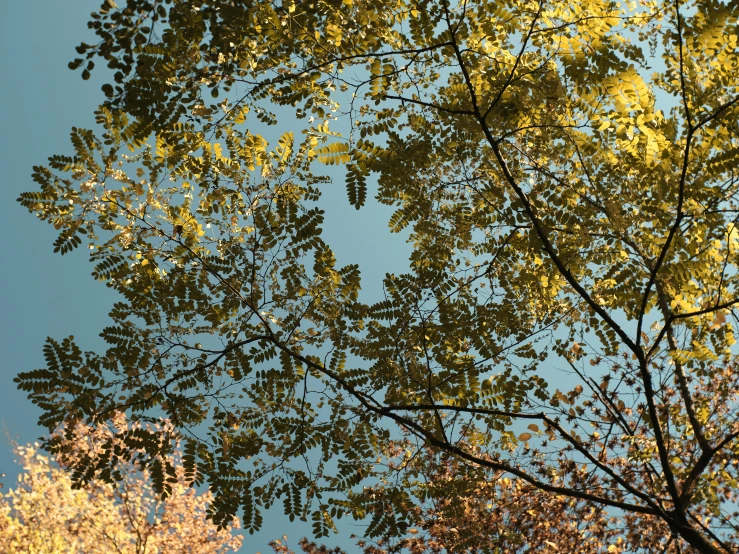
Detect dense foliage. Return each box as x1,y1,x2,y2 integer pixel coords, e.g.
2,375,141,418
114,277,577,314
268,444,689,553
0,414,241,553
17,0,739,551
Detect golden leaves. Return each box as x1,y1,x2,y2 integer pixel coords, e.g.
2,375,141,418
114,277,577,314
315,142,351,165
20,0,739,547
0,418,242,554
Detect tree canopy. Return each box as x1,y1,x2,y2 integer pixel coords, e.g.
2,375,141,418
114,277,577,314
268,442,685,553
16,0,739,552
0,414,242,553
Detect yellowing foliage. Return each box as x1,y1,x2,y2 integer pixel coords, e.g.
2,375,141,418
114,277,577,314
0,414,242,554
17,0,739,552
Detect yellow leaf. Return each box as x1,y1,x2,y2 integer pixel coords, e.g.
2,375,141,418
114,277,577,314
518,433,532,441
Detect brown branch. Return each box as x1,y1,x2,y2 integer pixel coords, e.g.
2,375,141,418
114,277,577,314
635,0,696,345
675,0,694,128
680,430,739,506
482,1,543,120
440,0,688,522
382,94,476,116
695,94,739,130
655,295,710,452
254,324,659,516
383,403,666,511
443,1,640,357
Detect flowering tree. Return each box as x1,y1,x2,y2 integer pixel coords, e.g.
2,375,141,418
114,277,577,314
0,414,242,554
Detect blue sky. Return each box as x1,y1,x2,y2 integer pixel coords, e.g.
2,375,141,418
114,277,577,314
0,2,413,551
1,0,115,467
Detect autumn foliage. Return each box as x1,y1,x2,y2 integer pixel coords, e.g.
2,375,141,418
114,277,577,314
269,436,732,554
16,0,739,552
0,414,242,554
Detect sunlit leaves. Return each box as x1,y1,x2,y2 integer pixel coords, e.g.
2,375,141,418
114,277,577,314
0,416,242,554
16,0,739,551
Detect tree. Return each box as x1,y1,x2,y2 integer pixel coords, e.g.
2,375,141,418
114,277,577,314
16,0,739,551
268,439,707,553
0,414,242,553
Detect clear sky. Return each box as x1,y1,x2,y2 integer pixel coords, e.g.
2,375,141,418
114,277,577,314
0,0,116,469
0,1,412,551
